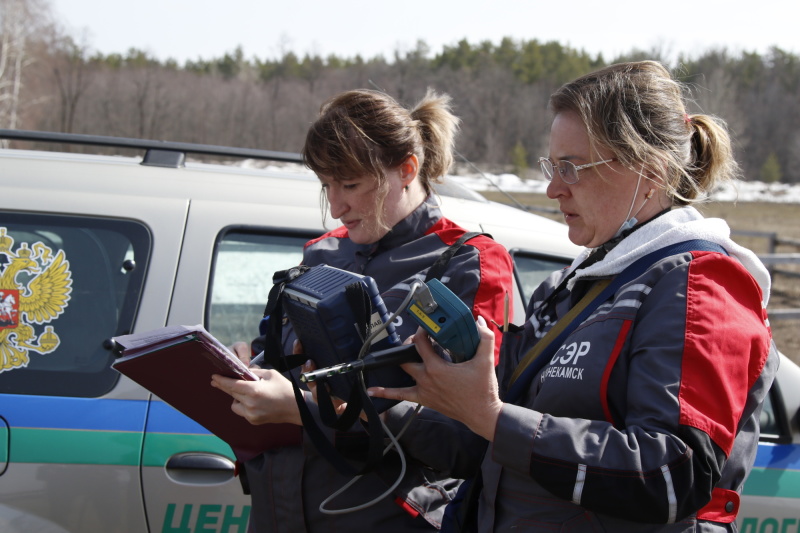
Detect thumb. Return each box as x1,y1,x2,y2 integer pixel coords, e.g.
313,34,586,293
474,315,496,364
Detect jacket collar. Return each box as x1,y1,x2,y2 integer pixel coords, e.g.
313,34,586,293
355,195,442,257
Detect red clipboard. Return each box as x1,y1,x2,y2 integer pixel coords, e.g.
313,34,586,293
111,325,301,461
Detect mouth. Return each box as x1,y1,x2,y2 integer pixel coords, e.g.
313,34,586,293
560,209,578,222
342,219,360,230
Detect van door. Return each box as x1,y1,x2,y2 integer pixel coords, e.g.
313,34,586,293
140,198,320,533
0,186,187,533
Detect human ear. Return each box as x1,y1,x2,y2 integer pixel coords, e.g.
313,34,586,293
640,159,667,185
400,154,419,186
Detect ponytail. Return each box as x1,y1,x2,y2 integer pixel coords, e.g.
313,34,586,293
410,89,461,192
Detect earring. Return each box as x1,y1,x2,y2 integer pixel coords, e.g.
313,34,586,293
645,189,654,199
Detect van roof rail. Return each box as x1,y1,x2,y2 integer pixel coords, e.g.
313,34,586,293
0,129,303,168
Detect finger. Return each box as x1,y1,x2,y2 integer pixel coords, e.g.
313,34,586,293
292,339,304,355
211,378,249,409
474,315,497,365
412,327,436,360
302,360,319,401
229,341,251,365
367,385,419,403
210,373,238,393
249,368,273,379
406,327,448,371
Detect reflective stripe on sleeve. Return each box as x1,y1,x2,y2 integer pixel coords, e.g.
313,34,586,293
572,464,587,505
660,464,678,523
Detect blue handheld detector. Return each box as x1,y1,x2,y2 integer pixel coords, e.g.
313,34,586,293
300,279,480,384
406,278,479,363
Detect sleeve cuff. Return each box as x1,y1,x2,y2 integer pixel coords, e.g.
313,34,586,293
491,403,542,474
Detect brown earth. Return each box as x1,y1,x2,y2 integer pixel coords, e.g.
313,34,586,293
480,191,800,366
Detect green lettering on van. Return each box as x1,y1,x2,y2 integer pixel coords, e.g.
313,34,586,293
161,504,250,533
740,517,757,533
163,503,192,532
222,505,250,532
196,504,221,532
739,516,800,533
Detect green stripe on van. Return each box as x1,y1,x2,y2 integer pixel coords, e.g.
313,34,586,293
743,467,800,498
10,428,234,467
11,428,142,465
142,433,234,467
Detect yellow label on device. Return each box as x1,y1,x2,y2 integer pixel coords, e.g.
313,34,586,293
409,304,441,333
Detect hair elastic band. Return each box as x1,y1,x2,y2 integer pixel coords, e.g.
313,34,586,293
683,113,692,124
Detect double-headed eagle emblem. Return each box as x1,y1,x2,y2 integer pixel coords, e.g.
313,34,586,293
0,228,73,373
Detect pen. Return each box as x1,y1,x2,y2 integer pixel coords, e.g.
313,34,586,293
503,291,509,333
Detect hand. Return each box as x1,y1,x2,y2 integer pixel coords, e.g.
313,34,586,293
367,317,503,441
211,368,302,425
303,359,350,418
211,339,319,426
229,341,251,366
304,354,379,424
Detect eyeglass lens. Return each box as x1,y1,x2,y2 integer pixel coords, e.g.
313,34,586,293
540,159,578,184
540,159,554,180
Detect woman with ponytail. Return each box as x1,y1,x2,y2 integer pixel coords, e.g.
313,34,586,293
213,89,513,532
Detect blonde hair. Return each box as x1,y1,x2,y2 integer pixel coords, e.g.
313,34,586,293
550,60,739,205
302,88,460,227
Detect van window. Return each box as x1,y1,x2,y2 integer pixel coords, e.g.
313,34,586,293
758,382,792,444
510,250,570,304
0,212,150,397
208,230,310,347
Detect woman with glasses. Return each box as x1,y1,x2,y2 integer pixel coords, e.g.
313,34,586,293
370,61,779,532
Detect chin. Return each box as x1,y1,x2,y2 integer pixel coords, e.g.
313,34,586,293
348,231,378,245
568,230,590,248
347,234,369,245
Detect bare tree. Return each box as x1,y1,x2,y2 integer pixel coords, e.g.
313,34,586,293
48,33,92,133
0,0,46,141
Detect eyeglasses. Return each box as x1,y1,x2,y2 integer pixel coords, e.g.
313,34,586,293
538,157,615,185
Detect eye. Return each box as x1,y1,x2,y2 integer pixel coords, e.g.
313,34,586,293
342,183,358,190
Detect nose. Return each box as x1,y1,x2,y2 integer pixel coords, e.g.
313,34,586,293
546,176,568,199
327,186,348,219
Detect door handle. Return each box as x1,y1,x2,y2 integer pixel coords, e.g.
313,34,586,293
165,452,236,484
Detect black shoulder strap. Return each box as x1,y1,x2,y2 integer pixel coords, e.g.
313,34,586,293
425,231,490,283
258,266,310,371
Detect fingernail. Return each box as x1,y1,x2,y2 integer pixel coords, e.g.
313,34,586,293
477,315,487,327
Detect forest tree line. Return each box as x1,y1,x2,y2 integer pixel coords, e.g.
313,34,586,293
2,0,799,183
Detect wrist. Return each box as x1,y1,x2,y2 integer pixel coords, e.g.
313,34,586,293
283,390,310,426
470,400,503,442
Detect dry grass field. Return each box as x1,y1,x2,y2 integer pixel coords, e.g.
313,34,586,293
480,191,800,365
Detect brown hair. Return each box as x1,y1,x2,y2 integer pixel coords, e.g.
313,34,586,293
302,88,460,225
550,60,739,205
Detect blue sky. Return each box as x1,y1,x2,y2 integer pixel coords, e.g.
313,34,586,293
50,0,799,64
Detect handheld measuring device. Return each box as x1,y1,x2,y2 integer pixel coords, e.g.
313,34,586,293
301,278,480,383
406,278,480,363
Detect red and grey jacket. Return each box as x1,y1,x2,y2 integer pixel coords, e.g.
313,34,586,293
484,206,779,532
246,195,514,533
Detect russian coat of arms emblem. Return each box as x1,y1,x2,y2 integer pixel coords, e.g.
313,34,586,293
0,227,73,373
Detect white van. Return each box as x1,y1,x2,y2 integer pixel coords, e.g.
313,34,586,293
0,130,797,533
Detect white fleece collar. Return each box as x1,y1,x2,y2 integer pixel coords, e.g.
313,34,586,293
565,207,771,306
